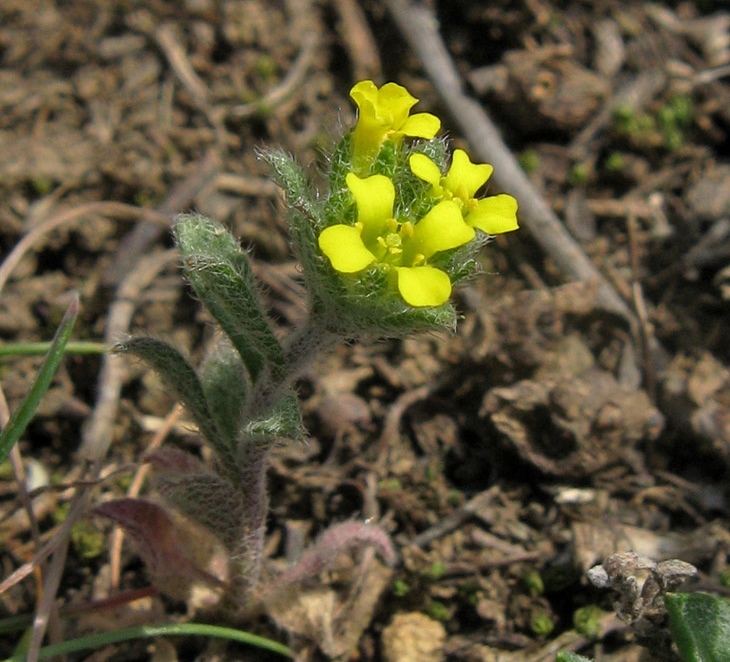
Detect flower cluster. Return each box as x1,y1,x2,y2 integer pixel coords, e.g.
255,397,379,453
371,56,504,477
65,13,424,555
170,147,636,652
317,80,518,309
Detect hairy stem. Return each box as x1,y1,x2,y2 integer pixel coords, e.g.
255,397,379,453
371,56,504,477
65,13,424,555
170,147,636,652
282,317,337,383
226,443,270,607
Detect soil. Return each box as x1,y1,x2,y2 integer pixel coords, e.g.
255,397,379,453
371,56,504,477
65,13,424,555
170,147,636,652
2,1,730,661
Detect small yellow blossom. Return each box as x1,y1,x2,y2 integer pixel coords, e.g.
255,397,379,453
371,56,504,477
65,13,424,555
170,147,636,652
350,80,441,170
318,172,474,307
410,149,519,235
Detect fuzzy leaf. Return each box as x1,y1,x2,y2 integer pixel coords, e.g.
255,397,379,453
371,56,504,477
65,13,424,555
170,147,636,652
258,148,320,223
145,445,210,475
244,389,305,444
174,214,284,384
93,498,219,600
156,472,243,550
114,337,234,467
666,592,730,662
201,341,249,447
258,149,338,316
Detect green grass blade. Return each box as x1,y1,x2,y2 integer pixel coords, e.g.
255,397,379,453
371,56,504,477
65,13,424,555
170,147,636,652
0,340,105,358
0,295,79,465
2,621,293,661
0,613,32,635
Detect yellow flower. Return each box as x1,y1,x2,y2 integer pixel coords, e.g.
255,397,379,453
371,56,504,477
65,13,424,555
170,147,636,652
410,149,519,234
318,172,475,307
350,80,441,169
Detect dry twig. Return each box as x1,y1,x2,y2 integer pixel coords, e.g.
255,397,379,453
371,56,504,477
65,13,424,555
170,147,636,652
331,0,382,82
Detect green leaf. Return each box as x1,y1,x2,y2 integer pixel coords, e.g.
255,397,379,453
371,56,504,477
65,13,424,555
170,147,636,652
556,654,593,662
259,150,328,302
667,592,730,662
114,337,234,466
244,389,305,443
258,148,320,222
0,295,78,464
174,214,284,384
200,342,249,447
156,472,243,550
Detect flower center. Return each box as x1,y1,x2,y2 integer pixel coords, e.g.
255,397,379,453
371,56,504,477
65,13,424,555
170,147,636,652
384,232,402,250
374,219,416,265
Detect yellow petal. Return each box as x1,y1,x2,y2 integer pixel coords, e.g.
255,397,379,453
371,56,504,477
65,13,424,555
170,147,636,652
318,225,376,273
467,195,519,234
350,81,417,145
376,82,419,127
349,81,440,169
349,80,379,110
399,112,441,139
409,153,442,188
396,266,452,307
350,81,392,164
408,200,475,260
345,173,395,243
443,149,493,200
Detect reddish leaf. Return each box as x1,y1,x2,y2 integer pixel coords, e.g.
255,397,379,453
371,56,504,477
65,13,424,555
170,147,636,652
93,498,221,599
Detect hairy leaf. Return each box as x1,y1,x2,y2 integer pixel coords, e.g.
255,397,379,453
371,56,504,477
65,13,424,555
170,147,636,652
114,337,234,466
93,498,220,600
667,592,730,662
201,341,249,447
244,389,305,444
156,472,243,550
174,214,284,384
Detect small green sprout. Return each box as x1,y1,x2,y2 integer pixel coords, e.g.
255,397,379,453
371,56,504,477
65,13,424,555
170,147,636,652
530,607,554,636
392,579,411,597
424,561,446,581
613,95,693,152
426,601,451,622
55,503,106,560
573,604,603,638
253,55,277,81
522,568,545,597
604,151,627,173
518,149,541,174
568,162,590,186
